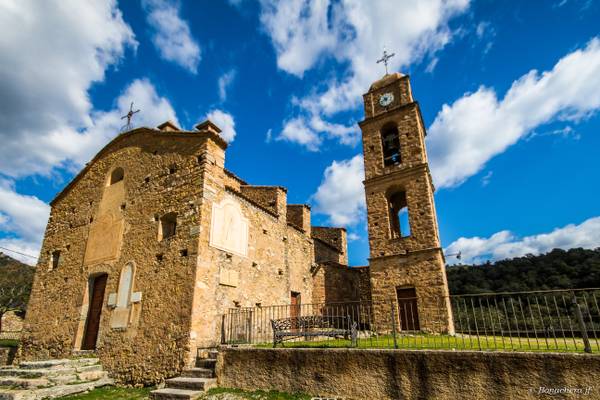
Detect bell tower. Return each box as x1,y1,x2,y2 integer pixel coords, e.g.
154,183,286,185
360,71,453,333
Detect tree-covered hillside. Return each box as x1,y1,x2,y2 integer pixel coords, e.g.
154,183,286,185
447,248,600,295
0,252,35,326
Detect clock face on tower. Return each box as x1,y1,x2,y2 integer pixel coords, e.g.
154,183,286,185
379,92,394,107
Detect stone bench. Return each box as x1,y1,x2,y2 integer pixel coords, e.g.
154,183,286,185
271,315,357,347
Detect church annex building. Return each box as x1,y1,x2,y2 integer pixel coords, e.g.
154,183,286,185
22,72,453,384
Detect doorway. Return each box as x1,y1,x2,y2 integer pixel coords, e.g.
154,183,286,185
82,274,108,350
396,287,420,331
290,292,301,330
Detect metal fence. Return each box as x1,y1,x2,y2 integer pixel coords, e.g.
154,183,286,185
221,288,600,353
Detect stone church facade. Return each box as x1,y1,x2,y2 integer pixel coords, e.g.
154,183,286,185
21,72,452,384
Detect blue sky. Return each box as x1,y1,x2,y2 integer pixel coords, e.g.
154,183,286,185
0,0,599,266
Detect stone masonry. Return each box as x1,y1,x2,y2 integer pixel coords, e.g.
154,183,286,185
20,71,454,386
21,120,347,385
360,72,453,333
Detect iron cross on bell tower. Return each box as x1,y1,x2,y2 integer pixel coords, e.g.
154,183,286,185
376,49,395,75
120,102,140,132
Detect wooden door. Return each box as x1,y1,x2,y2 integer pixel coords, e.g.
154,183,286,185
82,274,107,350
396,287,420,331
290,292,301,330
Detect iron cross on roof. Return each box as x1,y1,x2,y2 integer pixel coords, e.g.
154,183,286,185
376,49,395,75
121,102,140,132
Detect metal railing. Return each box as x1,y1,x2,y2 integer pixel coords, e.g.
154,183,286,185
221,288,600,353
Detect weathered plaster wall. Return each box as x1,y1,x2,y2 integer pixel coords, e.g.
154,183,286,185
218,348,600,400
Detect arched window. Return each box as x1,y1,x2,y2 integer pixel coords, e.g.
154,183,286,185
381,124,401,166
116,263,134,308
109,167,124,185
159,212,177,240
388,190,410,239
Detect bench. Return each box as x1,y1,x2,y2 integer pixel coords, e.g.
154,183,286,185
270,315,357,347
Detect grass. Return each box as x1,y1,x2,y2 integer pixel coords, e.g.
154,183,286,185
59,386,310,400
256,333,600,353
0,339,18,347
62,386,152,399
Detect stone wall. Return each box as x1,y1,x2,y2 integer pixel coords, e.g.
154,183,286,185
286,204,311,235
188,140,315,355
370,250,453,333
312,227,347,265
360,73,451,334
217,348,600,400
311,263,371,305
22,128,224,385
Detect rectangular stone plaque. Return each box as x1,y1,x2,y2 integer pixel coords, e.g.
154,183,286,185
107,293,117,307
219,268,239,287
131,291,142,303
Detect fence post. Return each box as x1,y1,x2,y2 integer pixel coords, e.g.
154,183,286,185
571,293,592,353
390,299,398,349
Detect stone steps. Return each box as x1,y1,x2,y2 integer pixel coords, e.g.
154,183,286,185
150,349,219,400
149,387,206,400
166,377,216,391
180,368,214,378
195,359,216,369
0,358,112,400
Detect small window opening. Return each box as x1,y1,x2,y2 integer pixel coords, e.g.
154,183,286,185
180,249,188,257
144,176,150,184
381,124,401,166
169,165,177,174
388,190,411,239
159,212,177,240
50,250,61,270
156,254,164,262
109,167,124,185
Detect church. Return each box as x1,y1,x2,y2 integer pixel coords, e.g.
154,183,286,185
21,71,452,384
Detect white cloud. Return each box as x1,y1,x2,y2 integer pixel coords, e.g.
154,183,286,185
65,78,179,167
348,232,360,242
0,0,136,178
428,37,600,188
259,0,469,149
206,109,237,143
0,179,51,265
218,69,237,102
0,78,177,263
276,115,358,151
0,238,41,266
277,118,322,151
311,155,365,226
445,217,600,265
142,0,201,73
